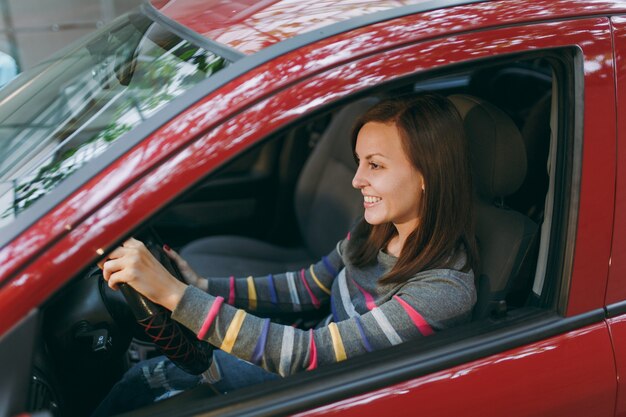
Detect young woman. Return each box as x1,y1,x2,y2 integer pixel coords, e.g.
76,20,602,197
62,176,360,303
94,93,478,415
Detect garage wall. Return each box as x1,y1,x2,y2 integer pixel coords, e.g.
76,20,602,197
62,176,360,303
0,0,142,83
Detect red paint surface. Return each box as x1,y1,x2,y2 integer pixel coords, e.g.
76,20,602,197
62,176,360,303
296,322,617,417
607,16,626,305
155,0,626,54
608,315,626,417
607,17,626,417
0,1,621,413
155,0,431,54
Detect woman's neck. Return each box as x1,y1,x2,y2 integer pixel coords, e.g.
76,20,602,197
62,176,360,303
385,235,403,257
386,221,418,257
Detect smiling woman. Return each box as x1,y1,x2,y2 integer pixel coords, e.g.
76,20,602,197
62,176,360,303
349,95,477,278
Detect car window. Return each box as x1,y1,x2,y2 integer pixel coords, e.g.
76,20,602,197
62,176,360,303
135,53,565,415
193,56,557,309
0,12,227,228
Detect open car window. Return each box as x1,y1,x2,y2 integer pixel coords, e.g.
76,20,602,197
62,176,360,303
97,51,570,415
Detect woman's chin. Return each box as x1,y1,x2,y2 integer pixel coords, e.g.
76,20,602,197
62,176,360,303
364,213,384,226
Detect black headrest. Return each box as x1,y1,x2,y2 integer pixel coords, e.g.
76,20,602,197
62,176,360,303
449,94,527,200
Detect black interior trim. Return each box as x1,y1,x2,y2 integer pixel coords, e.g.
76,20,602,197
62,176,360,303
125,308,604,417
550,48,584,314
0,309,39,417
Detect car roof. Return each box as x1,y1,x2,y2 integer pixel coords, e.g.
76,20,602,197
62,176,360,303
150,0,475,55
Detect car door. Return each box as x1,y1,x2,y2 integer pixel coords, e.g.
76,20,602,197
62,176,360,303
278,17,618,417
114,11,616,417
285,18,618,417
606,15,626,417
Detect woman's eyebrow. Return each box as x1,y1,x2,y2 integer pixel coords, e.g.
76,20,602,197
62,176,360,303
364,153,387,160
354,152,388,160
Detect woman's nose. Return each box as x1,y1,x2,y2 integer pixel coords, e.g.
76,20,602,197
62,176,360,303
352,166,366,189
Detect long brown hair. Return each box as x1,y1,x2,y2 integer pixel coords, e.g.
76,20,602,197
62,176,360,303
347,93,478,282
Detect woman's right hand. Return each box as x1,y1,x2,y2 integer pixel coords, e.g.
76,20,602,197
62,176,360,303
163,246,208,291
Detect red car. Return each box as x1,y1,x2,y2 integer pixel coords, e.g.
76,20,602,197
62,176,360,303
1,0,625,416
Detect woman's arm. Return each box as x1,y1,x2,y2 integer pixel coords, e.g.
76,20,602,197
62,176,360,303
100,238,188,311
200,252,343,315
171,270,476,376
166,242,345,315
101,238,475,377
102,238,343,314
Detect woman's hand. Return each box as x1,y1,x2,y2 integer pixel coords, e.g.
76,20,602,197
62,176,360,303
99,237,187,311
163,246,208,291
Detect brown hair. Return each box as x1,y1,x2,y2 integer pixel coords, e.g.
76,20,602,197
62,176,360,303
347,93,478,282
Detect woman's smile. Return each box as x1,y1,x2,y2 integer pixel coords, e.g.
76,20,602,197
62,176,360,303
363,195,382,207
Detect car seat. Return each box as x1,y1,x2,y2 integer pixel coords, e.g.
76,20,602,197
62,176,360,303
449,94,538,319
180,98,378,277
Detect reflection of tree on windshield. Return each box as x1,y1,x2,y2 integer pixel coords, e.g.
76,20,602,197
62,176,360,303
1,20,226,223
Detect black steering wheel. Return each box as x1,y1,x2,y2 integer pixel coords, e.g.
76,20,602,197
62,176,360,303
106,230,213,375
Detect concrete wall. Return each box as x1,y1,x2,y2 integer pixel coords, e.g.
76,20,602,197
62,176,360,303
0,0,143,74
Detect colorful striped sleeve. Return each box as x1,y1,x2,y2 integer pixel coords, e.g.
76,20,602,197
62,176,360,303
200,242,345,315
172,270,475,377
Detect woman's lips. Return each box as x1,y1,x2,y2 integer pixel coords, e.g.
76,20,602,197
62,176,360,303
363,195,381,208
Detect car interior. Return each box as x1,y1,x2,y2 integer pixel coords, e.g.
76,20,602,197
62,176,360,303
27,52,566,416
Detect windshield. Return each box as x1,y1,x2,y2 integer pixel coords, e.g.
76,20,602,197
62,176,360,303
0,11,227,228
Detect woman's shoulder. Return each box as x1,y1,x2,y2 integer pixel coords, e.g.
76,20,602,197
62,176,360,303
406,249,475,288
401,266,476,309
409,266,474,283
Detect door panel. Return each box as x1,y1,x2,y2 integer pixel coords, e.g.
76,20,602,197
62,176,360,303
296,322,616,417
608,315,626,417
607,16,626,305
286,18,617,417
607,15,626,417
297,323,615,417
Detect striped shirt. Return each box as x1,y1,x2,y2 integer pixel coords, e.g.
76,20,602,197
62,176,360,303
172,239,476,377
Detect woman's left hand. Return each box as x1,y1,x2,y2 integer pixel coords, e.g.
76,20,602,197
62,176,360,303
99,237,187,311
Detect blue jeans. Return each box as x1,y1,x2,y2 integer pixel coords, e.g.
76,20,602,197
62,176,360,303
91,350,280,416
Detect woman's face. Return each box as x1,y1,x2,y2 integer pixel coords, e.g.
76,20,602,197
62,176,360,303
352,121,425,235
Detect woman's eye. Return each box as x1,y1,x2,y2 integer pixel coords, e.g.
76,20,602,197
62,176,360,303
369,162,380,169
